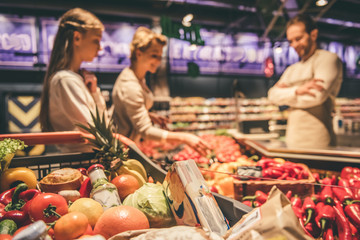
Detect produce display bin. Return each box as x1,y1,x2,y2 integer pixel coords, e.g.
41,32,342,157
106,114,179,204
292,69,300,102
233,163,315,201
1,131,252,227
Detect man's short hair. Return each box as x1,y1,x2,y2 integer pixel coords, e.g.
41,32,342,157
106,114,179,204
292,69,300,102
287,14,317,34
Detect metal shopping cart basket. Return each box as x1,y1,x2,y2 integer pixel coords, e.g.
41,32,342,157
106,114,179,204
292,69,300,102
0,131,251,227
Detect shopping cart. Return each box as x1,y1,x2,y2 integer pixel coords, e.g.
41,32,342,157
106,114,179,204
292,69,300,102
0,131,251,227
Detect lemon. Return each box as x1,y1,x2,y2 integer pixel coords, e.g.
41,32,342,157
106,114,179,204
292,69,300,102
68,198,104,228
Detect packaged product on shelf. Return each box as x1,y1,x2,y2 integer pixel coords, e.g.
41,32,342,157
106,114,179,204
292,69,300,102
163,159,230,237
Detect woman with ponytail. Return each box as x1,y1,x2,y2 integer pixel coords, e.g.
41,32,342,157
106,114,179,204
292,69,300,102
40,8,107,152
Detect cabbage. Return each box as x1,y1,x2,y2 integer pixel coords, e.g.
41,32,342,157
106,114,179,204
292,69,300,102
123,183,176,228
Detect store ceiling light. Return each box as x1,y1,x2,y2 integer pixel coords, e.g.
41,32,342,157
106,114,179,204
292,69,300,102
316,0,328,7
189,44,197,51
182,13,194,27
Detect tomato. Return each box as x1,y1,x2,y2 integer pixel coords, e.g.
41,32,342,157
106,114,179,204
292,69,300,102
54,212,89,240
29,193,68,223
0,234,12,240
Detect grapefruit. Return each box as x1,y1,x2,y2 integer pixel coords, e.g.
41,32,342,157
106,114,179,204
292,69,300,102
111,174,140,201
68,198,104,228
93,205,149,239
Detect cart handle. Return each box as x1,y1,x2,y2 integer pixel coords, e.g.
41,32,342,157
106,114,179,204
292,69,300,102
0,131,135,146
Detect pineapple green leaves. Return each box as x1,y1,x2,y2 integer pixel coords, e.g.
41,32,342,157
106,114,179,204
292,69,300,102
77,107,128,171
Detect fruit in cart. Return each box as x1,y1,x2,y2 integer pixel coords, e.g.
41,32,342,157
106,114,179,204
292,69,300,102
77,108,128,175
111,174,140,201
68,198,104,228
39,168,83,193
0,167,37,192
93,205,149,239
116,165,146,187
123,159,147,180
54,211,89,240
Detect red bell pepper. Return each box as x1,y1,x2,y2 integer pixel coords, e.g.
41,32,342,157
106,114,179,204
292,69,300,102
291,195,302,208
0,183,30,226
341,167,360,180
320,186,334,205
344,201,360,229
242,190,268,204
302,196,316,226
321,175,337,186
302,217,320,239
333,200,352,240
19,189,40,202
0,187,15,206
315,204,335,237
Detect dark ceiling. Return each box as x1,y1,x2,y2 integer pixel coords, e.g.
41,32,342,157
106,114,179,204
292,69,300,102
1,0,360,45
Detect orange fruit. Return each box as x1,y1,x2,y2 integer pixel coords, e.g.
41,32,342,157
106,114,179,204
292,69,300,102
111,174,140,201
94,205,149,239
54,211,89,240
68,198,104,228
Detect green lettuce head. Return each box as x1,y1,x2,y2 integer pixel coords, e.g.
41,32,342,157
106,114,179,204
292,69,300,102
123,183,176,228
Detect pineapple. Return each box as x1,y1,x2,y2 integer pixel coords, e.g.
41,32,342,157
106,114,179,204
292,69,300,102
77,108,128,173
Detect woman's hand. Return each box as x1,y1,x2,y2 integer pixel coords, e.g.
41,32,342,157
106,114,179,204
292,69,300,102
80,69,98,93
149,112,169,130
181,133,211,157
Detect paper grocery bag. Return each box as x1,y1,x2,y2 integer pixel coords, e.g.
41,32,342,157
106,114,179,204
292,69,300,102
225,186,313,240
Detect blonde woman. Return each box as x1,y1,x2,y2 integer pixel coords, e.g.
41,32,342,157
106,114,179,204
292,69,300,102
40,8,107,152
112,27,210,156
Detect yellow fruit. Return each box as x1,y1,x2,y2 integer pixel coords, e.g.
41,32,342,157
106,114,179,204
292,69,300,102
0,167,37,192
117,166,145,187
123,159,147,180
68,198,104,228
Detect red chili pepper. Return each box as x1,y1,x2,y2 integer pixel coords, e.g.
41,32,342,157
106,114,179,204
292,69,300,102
298,213,314,238
291,195,302,208
341,167,360,180
323,224,334,240
285,190,292,200
79,177,92,198
311,194,319,203
333,186,353,204
313,172,320,182
348,178,360,200
242,200,252,207
256,159,275,169
344,201,360,229
320,186,334,205
315,204,335,237
333,201,352,240
292,206,303,218
302,215,320,239
242,190,268,204
252,201,261,208
0,187,15,206
278,172,288,180
302,196,316,226
262,167,283,179
349,220,359,237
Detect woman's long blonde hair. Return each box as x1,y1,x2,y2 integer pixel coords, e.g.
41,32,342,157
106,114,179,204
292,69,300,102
40,8,104,131
130,26,167,64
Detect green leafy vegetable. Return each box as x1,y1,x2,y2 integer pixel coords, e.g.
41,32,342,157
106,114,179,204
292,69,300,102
123,183,176,228
0,138,27,172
